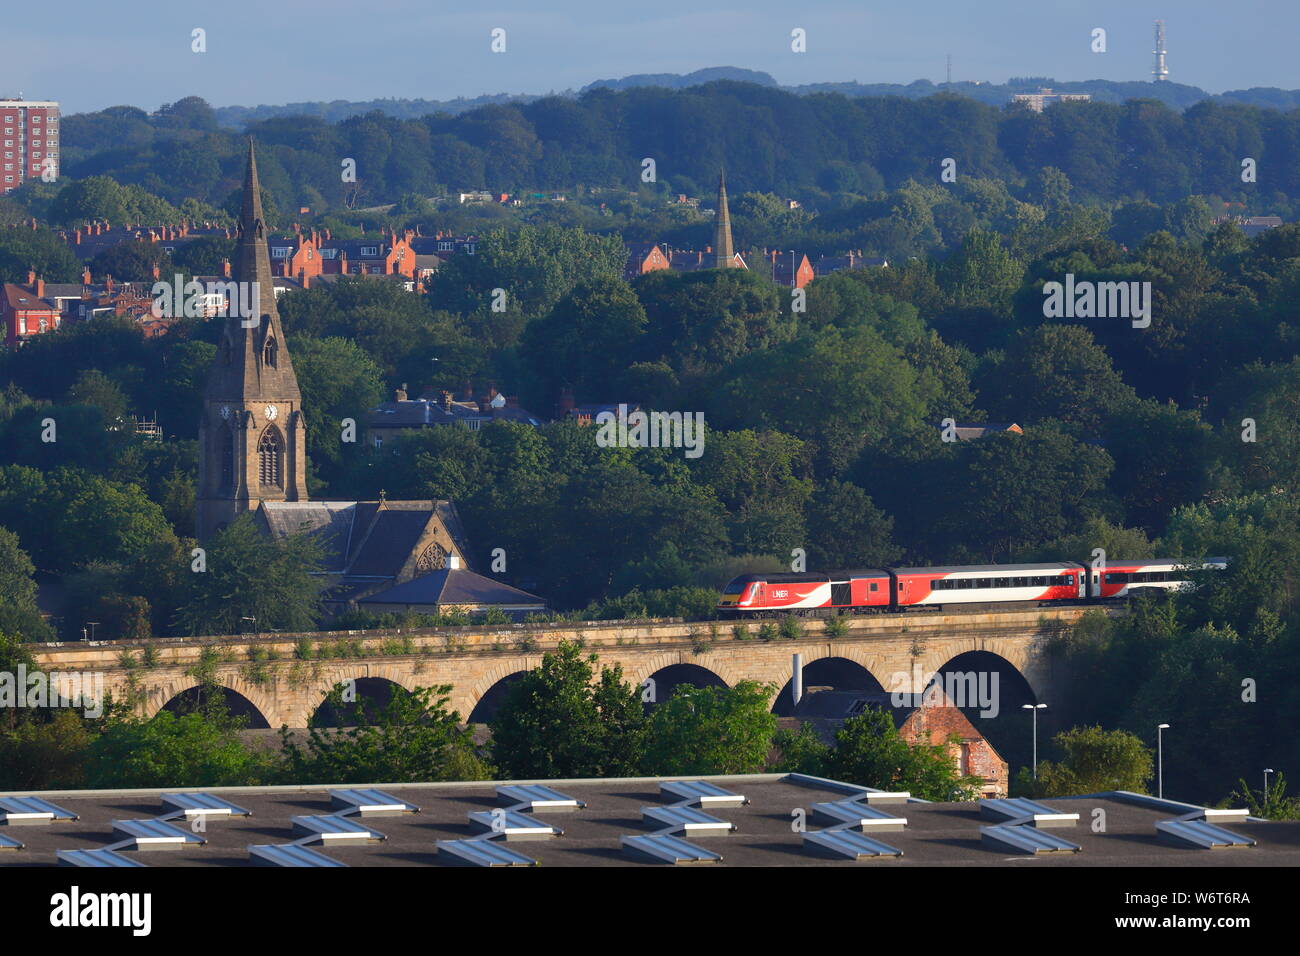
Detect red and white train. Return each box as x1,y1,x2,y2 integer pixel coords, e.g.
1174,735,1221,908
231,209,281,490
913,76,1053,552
717,559,1228,617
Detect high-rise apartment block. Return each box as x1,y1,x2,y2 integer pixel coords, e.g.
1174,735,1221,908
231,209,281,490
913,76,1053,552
0,99,59,194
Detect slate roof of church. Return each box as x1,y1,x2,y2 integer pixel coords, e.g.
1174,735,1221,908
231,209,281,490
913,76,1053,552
258,500,469,585
357,567,545,608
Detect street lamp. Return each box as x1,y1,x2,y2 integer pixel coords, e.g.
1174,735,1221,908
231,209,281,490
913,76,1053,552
1022,703,1047,779
86,622,99,643
1157,723,1170,799
240,616,257,639
1264,768,1274,805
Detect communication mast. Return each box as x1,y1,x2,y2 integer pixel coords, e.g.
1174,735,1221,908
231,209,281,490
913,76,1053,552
1152,20,1168,82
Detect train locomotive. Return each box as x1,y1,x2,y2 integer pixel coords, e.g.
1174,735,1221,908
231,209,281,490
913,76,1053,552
717,558,1227,617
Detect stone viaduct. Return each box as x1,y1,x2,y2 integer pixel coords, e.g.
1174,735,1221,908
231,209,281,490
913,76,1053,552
28,606,1113,728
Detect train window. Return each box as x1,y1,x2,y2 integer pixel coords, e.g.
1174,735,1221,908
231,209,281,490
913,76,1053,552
869,582,879,592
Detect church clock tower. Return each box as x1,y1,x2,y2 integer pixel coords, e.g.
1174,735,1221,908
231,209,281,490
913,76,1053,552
196,140,309,541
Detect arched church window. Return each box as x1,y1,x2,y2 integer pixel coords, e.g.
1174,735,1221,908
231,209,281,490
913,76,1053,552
258,427,283,488
263,336,277,368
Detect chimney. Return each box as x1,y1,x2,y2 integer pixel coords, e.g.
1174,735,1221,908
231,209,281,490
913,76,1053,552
74,229,81,245
82,266,91,286
105,275,114,293
222,259,232,278
439,390,453,410
151,262,161,281
26,269,35,286
35,276,44,298
395,383,408,402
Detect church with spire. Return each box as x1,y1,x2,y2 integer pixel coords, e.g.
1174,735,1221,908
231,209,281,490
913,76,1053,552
196,142,476,611
196,141,308,539
712,170,746,270
717,170,748,269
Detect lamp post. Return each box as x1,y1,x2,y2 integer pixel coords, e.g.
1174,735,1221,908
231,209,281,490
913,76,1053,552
1022,703,1047,779
1264,768,1274,806
240,616,257,639
86,622,99,642
1157,723,1170,799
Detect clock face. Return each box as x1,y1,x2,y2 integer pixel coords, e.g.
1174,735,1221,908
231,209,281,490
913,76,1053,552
264,405,279,421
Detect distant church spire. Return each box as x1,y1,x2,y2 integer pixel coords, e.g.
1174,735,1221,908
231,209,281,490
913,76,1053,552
195,139,308,541
713,169,735,269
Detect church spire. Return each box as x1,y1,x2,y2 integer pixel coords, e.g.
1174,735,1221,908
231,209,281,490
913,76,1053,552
713,169,735,269
233,138,281,331
196,139,307,541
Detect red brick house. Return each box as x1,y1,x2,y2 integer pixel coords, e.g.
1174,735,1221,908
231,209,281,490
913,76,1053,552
767,250,815,289
787,688,1009,797
624,241,671,280
2,275,61,347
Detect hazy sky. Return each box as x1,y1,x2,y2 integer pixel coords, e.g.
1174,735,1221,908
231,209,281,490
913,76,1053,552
9,0,1298,115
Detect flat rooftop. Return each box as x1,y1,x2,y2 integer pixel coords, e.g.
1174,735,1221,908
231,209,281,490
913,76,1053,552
1,775,1296,867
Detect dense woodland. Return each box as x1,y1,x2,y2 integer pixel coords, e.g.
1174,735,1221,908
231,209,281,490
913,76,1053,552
0,85,1297,803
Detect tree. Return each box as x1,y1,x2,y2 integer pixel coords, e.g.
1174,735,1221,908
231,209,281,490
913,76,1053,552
0,529,51,641
425,223,626,330
89,240,174,283
690,429,812,557
987,325,1136,433
48,176,132,227
0,226,83,283
174,514,326,635
805,479,901,568
711,319,931,474
641,681,777,775
490,641,646,778
519,278,646,409
939,228,1023,313
823,707,982,800
66,368,130,422
1024,725,1153,797
288,335,383,489
0,710,93,790
949,428,1114,560
282,683,490,783
85,709,273,789
0,632,37,731
170,236,235,275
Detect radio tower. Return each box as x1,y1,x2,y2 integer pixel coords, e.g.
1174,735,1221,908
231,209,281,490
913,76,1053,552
1152,20,1168,82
